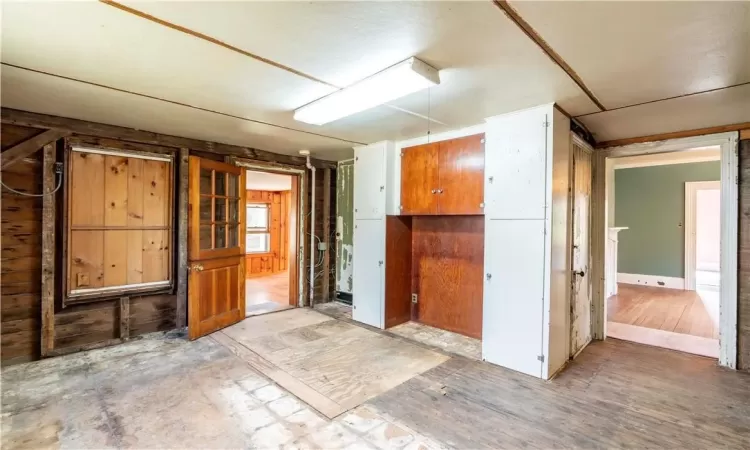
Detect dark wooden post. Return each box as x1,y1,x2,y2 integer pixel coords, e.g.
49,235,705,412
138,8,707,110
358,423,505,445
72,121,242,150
40,142,56,356
322,168,332,301
176,148,189,328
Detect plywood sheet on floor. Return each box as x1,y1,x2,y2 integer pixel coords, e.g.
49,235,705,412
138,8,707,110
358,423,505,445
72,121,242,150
369,339,750,449
216,309,448,418
313,301,352,321
388,321,481,360
607,321,718,358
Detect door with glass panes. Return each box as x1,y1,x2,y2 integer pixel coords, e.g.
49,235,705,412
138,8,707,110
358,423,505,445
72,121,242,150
187,157,246,339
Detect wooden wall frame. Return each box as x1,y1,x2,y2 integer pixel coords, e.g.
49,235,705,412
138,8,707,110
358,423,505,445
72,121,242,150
230,157,306,308
61,139,177,307
591,131,739,369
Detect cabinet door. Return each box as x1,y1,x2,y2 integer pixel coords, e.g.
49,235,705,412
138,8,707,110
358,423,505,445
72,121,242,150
482,219,545,378
485,108,549,220
352,219,384,328
400,143,439,215
437,134,485,215
354,144,386,220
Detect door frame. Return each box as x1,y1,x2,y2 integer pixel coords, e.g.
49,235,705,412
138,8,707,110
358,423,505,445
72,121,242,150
229,157,306,308
569,133,593,358
684,180,721,291
591,131,739,368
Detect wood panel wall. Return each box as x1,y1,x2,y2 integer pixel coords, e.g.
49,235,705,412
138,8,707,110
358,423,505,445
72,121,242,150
245,189,290,278
1,125,45,364
411,216,484,339
738,137,750,370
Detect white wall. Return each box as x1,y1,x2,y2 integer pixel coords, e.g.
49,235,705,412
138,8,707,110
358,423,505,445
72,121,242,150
696,188,721,272
246,170,292,191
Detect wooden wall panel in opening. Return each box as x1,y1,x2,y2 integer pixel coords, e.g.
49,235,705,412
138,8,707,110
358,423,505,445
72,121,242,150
385,216,413,328
412,216,484,339
437,134,485,215
401,143,439,215
245,189,291,278
738,138,750,370
67,151,172,297
1,125,43,365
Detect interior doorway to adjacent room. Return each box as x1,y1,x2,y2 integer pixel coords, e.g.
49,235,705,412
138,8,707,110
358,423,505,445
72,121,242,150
244,169,298,316
597,133,738,366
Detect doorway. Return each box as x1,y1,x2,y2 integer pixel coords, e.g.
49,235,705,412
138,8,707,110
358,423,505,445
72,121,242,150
592,132,739,367
244,169,299,317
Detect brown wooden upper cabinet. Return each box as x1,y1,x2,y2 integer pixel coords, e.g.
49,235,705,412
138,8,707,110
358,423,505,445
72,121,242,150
400,134,485,215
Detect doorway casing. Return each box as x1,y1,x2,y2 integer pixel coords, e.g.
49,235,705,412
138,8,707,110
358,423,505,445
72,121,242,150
685,180,721,291
591,132,739,368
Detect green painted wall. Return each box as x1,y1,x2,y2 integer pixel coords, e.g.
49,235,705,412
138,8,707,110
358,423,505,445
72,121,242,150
335,161,354,293
615,161,720,278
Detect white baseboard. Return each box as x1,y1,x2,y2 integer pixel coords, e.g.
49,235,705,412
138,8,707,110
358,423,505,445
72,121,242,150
617,273,685,290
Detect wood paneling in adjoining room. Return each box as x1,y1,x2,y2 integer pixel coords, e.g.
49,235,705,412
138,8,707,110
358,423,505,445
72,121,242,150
385,216,413,328
436,134,485,215
411,216,484,339
1,125,43,365
245,189,291,278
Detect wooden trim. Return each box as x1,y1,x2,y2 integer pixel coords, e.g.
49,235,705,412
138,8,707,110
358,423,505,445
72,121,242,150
176,148,189,328
40,142,56,357
597,122,750,148
322,169,331,301
48,338,123,357
67,134,174,155
290,175,300,307
740,129,750,141
1,129,69,169
1,108,338,169
119,297,131,339
491,0,605,111
684,181,721,291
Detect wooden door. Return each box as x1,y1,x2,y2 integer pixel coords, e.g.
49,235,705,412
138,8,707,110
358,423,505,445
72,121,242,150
188,157,246,340
400,142,439,215
570,142,592,356
436,134,485,215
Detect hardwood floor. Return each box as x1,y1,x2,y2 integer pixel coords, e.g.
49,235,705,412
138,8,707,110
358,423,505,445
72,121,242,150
368,338,750,449
608,283,718,339
246,271,292,316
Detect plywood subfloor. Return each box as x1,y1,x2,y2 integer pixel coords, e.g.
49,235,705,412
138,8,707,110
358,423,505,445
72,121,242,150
313,301,352,321
608,283,718,338
369,339,750,449
215,309,448,419
246,271,292,317
388,321,482,361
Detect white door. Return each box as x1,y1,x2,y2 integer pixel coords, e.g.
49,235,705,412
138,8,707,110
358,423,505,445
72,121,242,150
354,144,386,220
570,143,592,357
482,219,545,378
352,219,384,328
485,108,549,220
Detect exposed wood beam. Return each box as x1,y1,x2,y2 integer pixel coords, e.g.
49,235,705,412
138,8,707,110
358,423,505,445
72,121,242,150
596,122,750,148
176,148,189,328
740,129,750,141
119,297,130,340
1,129,69,169
492,0,606,111
40,142,56,357
1,108,338,169
322,169,332,301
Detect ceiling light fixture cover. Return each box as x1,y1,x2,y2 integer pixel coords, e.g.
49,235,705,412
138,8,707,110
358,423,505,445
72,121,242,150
294,57,440,126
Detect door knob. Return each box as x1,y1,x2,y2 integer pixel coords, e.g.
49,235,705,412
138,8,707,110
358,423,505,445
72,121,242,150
574,270,585,277
191,264,204,272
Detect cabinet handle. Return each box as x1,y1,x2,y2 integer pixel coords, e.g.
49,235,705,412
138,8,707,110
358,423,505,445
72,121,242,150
431,189,437,194
437,189,444,194
378,261,384,266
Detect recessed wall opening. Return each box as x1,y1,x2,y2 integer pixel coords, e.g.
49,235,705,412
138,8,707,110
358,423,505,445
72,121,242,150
244,169,298,317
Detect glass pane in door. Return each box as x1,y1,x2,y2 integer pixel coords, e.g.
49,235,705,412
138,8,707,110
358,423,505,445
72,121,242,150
200,224,212,250
215,224,227,248
200,168,212,195
215,172,226,196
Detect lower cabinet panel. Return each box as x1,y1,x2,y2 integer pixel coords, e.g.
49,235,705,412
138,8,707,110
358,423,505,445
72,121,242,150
352,219,384,328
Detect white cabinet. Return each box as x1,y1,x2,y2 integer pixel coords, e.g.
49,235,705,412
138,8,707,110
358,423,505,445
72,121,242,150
483,219,546,378
484,108,549,220
352,219,384,328
482,104,572,380
354,143,386,220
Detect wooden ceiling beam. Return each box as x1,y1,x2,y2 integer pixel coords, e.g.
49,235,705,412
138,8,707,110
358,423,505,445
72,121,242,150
0,129,69,169
596,122,750,149
1,108,337,169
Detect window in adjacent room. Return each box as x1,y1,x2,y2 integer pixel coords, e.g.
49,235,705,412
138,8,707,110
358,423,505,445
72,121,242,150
246,203,270,253
66,147,173,300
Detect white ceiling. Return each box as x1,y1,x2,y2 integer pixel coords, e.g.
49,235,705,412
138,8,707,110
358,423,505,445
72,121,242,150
245,170,291,192
1,1,748,159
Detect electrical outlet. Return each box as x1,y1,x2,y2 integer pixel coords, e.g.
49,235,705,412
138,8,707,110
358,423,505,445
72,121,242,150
411,293,418,304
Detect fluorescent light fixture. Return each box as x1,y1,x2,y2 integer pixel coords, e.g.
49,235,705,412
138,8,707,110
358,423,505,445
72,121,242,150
294,57,440,125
